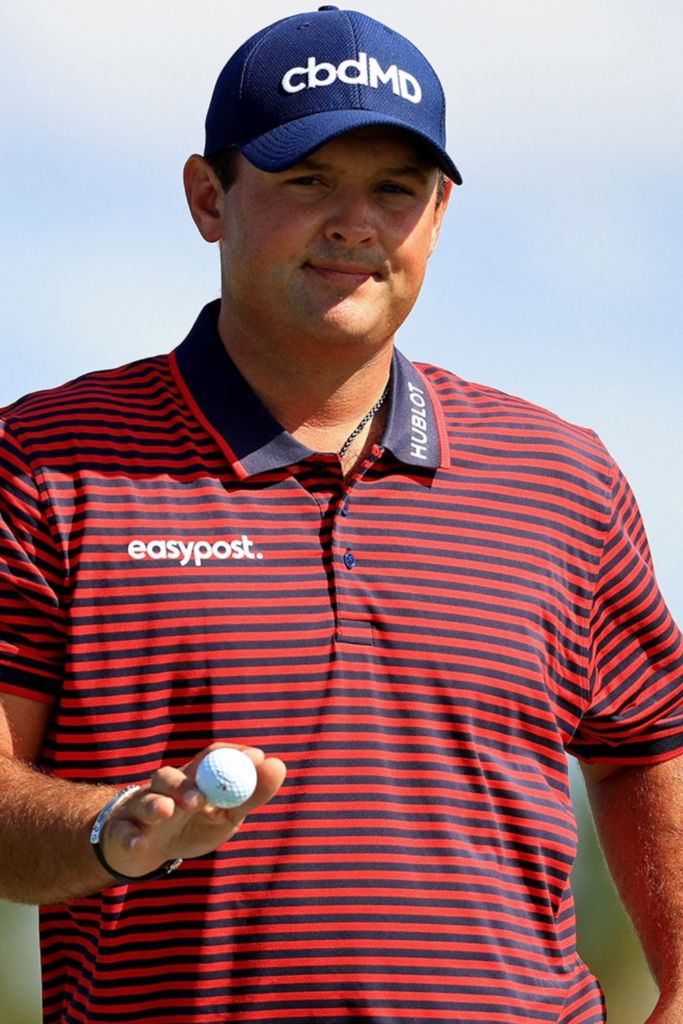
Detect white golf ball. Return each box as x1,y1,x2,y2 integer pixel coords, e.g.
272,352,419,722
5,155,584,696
195,748,258,808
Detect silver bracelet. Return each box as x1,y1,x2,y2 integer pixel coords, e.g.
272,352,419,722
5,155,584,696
89,785,183,884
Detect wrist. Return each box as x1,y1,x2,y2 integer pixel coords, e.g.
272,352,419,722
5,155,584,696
89,786,182,884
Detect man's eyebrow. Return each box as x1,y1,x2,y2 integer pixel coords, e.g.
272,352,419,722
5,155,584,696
383,164,432,182
286,158,433,181
287,158,332,172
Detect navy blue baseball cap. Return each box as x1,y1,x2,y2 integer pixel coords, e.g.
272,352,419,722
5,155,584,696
204,6,462,184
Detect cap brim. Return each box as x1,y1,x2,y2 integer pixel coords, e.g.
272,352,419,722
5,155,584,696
240,109,462,185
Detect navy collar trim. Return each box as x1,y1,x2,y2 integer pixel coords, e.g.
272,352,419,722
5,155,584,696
171,301,450,478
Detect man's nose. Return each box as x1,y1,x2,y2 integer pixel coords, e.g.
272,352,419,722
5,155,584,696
322,189,378,247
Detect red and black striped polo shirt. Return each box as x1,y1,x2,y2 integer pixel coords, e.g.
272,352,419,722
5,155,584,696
2,299,683,1023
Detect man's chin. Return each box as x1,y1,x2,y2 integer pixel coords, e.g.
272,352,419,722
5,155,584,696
307,312,395,350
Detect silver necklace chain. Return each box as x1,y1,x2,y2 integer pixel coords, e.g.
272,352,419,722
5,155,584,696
338,381,391,459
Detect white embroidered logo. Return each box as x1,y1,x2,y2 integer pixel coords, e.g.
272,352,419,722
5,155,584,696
127,536,264,567
282,52,422,104
407,382,429,461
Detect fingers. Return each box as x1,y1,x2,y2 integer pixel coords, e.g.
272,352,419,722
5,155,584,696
104,811,149,857
145,765,205,812
246,754,287,810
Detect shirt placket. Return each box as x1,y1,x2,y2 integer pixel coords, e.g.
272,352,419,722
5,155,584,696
331,447,383,647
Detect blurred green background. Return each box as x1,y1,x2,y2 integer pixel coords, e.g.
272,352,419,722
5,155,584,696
0,764,658,1023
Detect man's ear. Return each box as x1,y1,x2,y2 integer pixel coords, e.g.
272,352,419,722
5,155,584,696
183,155,225,243
429,177,454,257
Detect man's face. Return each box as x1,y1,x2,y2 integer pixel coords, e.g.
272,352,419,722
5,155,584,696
215,126,452,362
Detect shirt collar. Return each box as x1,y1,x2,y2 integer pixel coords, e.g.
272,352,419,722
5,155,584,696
171,300,451,479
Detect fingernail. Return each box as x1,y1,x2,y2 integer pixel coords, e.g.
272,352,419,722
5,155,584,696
184,788,202,807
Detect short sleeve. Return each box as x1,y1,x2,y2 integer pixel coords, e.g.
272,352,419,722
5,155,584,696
569,458,683,763
0,418,65,702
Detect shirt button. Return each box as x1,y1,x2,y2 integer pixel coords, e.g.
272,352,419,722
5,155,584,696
343,551,356,569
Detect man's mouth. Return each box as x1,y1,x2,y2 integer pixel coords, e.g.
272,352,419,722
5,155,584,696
304,261,381,285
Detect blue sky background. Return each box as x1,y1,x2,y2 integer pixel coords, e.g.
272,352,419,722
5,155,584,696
1,0,681,622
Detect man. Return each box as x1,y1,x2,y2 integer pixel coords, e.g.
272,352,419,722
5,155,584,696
1,7,682,1023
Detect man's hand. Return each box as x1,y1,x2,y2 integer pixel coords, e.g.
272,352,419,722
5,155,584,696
99,744,287,879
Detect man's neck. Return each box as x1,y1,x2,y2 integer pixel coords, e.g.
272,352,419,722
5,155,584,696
216,305,394,459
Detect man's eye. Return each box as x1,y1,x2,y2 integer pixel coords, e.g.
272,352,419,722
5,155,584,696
289,176,322,186
378,182,412,195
